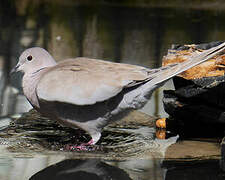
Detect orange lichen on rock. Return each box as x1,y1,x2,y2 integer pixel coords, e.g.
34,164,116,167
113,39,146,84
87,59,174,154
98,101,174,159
162,46,225,79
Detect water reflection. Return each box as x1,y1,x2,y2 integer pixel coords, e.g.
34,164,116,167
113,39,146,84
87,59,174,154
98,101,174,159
163,160,224,180
0,135,178,180
28,158,168,180
30,159,132,180
29,158,225,180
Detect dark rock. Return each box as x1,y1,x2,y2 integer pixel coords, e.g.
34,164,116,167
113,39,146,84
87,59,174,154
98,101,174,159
163,90,225,124
163,75,225,124
195,41,224,50
163,41,225,125
171,41,224,51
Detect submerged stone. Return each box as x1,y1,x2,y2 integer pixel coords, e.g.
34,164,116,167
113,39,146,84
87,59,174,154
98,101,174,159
0,109,177,160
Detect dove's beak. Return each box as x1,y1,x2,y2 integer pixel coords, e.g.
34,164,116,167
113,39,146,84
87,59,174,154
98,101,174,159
10,64,20,74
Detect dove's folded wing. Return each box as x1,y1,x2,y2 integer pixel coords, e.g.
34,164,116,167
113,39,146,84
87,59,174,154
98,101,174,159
36,58,153,105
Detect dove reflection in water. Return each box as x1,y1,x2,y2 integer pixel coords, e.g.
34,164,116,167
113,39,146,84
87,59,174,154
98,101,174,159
29,159,131,180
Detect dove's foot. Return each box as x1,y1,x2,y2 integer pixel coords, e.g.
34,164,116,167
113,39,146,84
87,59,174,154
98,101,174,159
64,139,102,151
73,139,94,151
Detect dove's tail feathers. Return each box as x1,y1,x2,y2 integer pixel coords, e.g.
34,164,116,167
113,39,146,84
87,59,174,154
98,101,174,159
149,42,225,86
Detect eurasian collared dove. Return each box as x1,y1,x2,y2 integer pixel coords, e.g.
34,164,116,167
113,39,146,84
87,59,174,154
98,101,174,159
11,43,225,149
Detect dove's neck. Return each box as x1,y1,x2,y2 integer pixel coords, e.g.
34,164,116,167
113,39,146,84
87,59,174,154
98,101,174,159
22,68,49,108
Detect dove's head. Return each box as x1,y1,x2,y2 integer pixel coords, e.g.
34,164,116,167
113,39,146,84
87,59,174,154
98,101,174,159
11,47,57,74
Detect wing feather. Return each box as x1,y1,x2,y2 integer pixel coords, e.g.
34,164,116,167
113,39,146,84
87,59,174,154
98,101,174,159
36,58,151,105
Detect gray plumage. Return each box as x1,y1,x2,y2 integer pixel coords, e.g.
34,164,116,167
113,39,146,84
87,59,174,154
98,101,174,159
11,43,225,145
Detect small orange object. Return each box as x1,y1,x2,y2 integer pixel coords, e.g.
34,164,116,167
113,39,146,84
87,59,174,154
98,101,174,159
156,129,166,139
156,118,166,128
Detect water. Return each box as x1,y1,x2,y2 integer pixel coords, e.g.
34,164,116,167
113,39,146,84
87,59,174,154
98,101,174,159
0,1,225,179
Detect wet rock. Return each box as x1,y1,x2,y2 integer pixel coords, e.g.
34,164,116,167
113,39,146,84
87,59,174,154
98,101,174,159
0,109,178,160
163,76,225,125
163,41,225,79
163,42,225,126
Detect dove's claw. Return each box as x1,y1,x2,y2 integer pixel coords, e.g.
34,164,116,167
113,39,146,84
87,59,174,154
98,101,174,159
65,139,99,151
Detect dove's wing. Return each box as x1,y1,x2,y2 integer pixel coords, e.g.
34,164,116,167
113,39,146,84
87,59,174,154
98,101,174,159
36,58,157,105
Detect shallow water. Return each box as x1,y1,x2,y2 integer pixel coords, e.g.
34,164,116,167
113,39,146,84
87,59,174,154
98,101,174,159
0,110,179,180
0,1,225,179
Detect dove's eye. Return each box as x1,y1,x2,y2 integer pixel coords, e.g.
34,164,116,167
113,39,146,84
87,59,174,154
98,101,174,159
27,55,33,61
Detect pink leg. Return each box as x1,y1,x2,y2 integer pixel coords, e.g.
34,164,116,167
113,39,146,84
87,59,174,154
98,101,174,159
65,139,95,151
64,132,101,151
75,139,94,150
